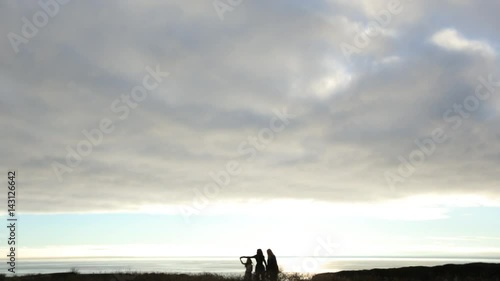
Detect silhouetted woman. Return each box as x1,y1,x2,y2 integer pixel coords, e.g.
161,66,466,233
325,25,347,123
266,249,279,281
240,249,267,280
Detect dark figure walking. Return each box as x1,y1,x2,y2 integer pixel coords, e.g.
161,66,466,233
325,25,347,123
241,249,267,280
266,249,279,281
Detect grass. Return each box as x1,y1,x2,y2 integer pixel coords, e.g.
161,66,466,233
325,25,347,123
4,272,310,281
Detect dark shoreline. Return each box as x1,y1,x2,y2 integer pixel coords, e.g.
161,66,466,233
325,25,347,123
4,263,500,281
312,262,500,281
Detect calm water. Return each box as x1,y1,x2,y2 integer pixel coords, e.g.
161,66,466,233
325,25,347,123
9,257,500,275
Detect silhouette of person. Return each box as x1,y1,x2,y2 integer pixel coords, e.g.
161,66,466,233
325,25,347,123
266,249,279,281
240,257,253,281
241,249,267,280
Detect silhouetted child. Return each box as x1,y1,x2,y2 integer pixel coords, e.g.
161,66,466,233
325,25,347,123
240,257,253,281
241,249,267,281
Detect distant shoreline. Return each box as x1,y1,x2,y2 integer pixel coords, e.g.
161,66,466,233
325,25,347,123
312,262,500,281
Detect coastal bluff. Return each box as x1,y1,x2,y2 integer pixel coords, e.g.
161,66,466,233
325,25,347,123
312,262,500,281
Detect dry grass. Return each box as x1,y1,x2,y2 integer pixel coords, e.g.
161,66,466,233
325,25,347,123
5,272,310,281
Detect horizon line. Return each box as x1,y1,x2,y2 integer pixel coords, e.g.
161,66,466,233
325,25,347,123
21,255,500,260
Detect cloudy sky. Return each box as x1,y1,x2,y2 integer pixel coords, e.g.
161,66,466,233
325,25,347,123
1,0,500,261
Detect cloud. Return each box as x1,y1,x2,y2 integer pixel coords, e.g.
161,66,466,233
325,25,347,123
431,28,496,58
0,0,499,214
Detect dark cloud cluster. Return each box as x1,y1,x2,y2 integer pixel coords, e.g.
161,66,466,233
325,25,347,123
0,0,499,213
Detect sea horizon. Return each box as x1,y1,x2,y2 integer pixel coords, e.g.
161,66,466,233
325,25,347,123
9,256,500,275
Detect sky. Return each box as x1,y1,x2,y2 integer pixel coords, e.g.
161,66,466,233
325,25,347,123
1,0,500,260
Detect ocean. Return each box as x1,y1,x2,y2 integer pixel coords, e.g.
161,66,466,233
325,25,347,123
9,257,500,275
